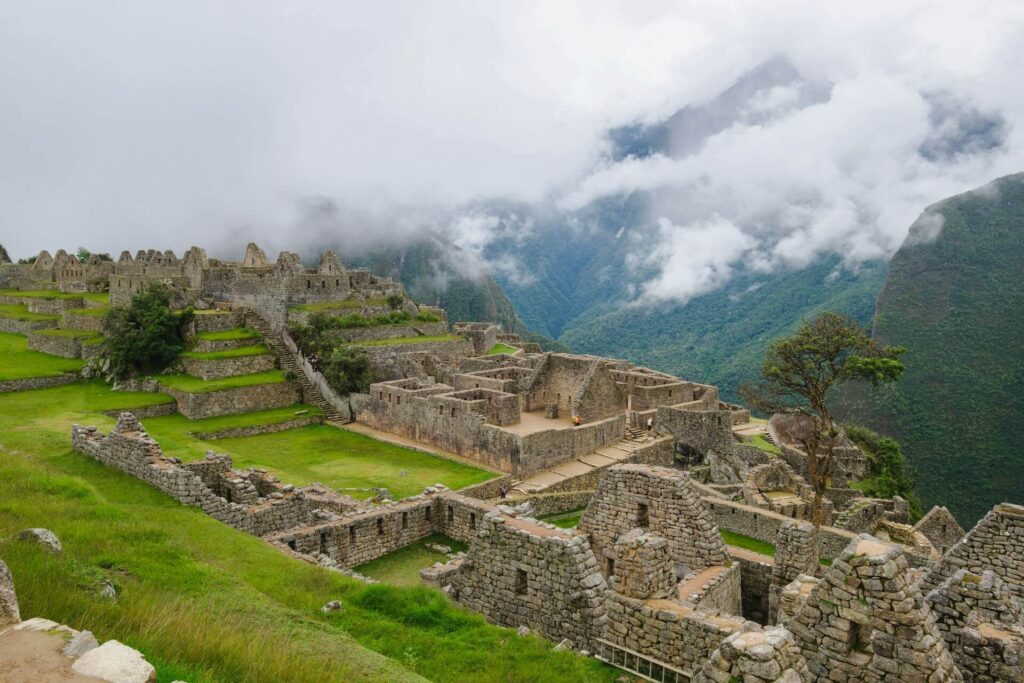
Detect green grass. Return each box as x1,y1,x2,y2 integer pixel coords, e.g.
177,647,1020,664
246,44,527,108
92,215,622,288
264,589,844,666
357,335,464,347
167,425,495,500
0,289,109,303
193,328,261,342
181,345,270,360
486,343,518,355
142,405,322,444
153,371,286,394
0,332,84,380
34,328,102,339
0,379,613,682
355,534,468,587
743,433,782,456
0,303,60,321
540,509,584,529
66,306,109,317
720,530,777,557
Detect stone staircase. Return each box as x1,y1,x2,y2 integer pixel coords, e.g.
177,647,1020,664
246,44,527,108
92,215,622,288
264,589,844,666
509,433,673,495
624,425,659,444
242,310,346,422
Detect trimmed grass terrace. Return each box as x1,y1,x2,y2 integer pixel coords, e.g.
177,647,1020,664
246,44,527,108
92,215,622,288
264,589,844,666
34,328,102,338
540,509,585,529
153,370,286,393
181,344,270,360
486,343,518,355
141,404,323,448
193,328,261,342
721,529,777,557
0,380,613,683
0,303,59,321
743,433,782,456
66,306,109,317
0,289,109,304
0,331,84,380
357,335,464,347
171,425,496,500
355,534,468,587
290,299,372,313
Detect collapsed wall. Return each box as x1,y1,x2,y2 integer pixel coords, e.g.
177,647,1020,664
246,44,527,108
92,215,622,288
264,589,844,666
71,413,358,538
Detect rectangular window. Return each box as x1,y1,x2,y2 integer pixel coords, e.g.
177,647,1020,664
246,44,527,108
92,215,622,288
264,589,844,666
402,511,408,529
319,532,329,555
425,506,432,522
607,557,615,577
637,503,649,528
447,505,454,523
470,512,476,527
349,525,356,545
515,569,528,595
377,518,384,536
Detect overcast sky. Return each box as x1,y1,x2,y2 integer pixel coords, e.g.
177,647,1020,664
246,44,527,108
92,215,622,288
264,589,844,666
2,1,1023,301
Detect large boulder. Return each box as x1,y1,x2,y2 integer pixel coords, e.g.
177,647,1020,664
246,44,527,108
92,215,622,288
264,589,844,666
0,560,19,626
71,640,157,683
15,528,62,554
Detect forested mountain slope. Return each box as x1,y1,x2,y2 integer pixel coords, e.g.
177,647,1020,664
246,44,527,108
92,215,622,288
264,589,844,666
838,173,1024,525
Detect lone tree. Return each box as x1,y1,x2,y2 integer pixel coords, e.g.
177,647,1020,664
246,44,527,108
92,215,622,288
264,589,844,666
102,283,192,379
740,312,904,526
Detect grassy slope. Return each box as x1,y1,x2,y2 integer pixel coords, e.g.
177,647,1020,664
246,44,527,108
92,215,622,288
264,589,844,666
487,343,518,355
0,289,109,303
0,331,84,379
154,371,286,393
0,381,616,683
145,424,495,499
838,173,1024,525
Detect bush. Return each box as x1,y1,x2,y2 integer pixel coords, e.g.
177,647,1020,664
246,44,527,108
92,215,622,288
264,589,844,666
322,347,372,395
102,283,192,379
386,293,405,310
844,423,922,518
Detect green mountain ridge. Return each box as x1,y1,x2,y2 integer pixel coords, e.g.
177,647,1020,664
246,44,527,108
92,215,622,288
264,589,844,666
838,172,1024,525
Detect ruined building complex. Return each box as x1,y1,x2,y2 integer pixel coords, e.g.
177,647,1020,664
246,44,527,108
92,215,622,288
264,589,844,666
3,242,1022,681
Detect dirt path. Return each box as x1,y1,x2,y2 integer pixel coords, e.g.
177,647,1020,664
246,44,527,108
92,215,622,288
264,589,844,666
0,628,106,683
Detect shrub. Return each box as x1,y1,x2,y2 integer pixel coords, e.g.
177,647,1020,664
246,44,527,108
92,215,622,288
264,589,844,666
322,346,372,395
102,283,192,379
386,293,405,310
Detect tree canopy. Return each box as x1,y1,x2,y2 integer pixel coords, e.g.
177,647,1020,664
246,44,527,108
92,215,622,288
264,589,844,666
102,283,192,379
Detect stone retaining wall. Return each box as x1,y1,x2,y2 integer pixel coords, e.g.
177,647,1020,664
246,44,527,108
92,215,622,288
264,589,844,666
0,374,79,393
180,352,276,380
733,552,772,624
0,317,59,334
164,381,301,419
507,490,594,517
28,333,86,358
705,497,857,560
60,312,104,332
193,415,322,440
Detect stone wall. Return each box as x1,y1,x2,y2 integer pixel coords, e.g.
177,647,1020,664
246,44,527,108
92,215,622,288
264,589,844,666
451,510,608,650
580,464,729,577
180,352,277,381
193,415,322,440
914,505,967,556
687,563,743,615
70,414,353,539
657,406,736,463
507,490,593,517
27,332,89,358
769,520,819,624
694,627,811,683
0,374,79,394
0,317,59,334
923,503,1024,601
61,311,104,332
705,497,858,560
733,552,772,625
164,381,301,419
788,534,962,683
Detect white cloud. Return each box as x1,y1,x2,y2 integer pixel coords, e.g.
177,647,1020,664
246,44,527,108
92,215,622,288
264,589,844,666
634,217,757,303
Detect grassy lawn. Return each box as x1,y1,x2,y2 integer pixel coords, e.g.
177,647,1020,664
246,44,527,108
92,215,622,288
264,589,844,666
34,328,102,338
0,380,614,683
153,370,286,393
357,335,464,347
540,509,585,529
743,433,782,455
194,328,261,341
66,306,109,317
486,343,518,355
720,530,777,557
170,425,495,499
0,289,109,304
356,534,468,587
0,332,84,380
181,345,270,360
0,303,60,321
